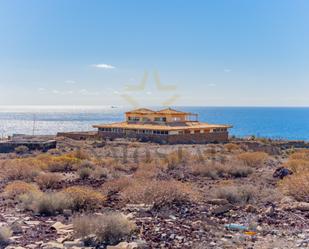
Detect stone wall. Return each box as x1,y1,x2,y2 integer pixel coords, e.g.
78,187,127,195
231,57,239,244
0,140,57,153
98,131,229,144
57,132,99,140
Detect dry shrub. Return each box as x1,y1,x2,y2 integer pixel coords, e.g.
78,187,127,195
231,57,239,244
214,185,257,204
0,226,12,246
163,149,192,170
290,149,309,160
0,159,43,181
72,149,90,160
91,167,109,180
101,177,132,195
133,161,163,180
35,172,62,189
3,181,40,199
62,186,106,211
98,157,118,167
121,179,198,208
191,163,225,179
227,164,253,178
238,152,268,167
279,172,309,202
284,159,309,173
75,160,96,171
73,212,136,245
44,155,81,172
14,145,29,154
19,192,71,216
191,162,252,179
78,167,93,179
111,162,138,173
224,143,240,153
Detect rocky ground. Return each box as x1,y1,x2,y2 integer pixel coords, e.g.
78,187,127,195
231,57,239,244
0,137,308,249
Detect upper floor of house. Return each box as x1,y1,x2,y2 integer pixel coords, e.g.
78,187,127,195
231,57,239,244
125,108,198,124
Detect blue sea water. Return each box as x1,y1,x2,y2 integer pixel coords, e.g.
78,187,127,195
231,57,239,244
0,106,308,141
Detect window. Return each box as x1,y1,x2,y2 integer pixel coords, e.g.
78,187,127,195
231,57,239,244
154,117,166,122
141,117,150,122
172,117,181,122
128,116,140,121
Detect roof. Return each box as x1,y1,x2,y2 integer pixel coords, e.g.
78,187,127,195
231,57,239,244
125,107,194,115
156,108,193,115
93,121,232,131
125,108,155,114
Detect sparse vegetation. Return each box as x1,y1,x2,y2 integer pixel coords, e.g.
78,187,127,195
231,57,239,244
35,172,62,189
73,212,136,245
45,155,81,172
3,181,41,199
101,176,132,195
0,138,306,248
62,186,107,211
14,145,29,154
0,159,42,181
121,179,198,208
78,167,93,179
238,152,268,167
91,166,109,179
20,192,71,216
290,149,309,160
279,172,309,202
224,143,240,152
0,226,12,246
191,161,252,179
284,159,309,173
213,185,257,204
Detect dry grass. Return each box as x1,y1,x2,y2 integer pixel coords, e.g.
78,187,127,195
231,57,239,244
191,161,252,179
279,172,309,202
101,177,132,195
73,212,136,245
164,149,192,170
213,185,257,204
3,181,41,199
19,192,71,216
238,152,268,167
35,172,62,189
72,149,90,160
45,155,81,172
133,161,164,180
91,166,109,180
0,159,43,181
224,143,241,153
290,149,309,160
191,163,225,179
77,167,93,179
62,186,107,211
0,226,12,246
14,145,29,154
284,159,309,174
121,179,198,208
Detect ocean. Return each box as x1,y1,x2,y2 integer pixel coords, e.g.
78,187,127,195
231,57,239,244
0,106,308,141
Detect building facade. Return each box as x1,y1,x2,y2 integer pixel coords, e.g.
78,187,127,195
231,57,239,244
93,108,232,144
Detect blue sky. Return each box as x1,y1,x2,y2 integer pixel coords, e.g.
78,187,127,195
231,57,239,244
0,0,309,106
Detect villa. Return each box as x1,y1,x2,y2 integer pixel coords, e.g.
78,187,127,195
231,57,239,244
93,108,232,144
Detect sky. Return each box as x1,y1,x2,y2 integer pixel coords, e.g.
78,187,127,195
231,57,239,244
0,0,309,107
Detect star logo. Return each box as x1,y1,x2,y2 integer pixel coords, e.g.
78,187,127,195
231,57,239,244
121,70,180,107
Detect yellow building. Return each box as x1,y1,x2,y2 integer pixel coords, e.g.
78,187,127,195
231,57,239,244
93,108,232,144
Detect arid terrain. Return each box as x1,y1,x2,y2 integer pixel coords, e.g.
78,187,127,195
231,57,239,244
0,137,308,249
